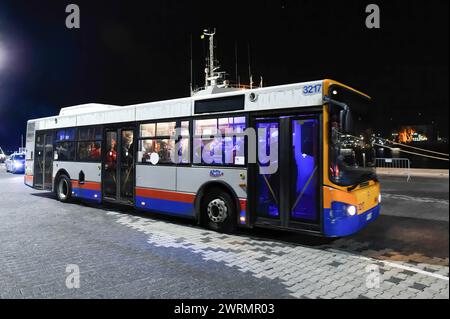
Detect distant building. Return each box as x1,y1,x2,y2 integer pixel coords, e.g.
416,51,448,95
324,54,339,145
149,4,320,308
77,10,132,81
391,125,436,143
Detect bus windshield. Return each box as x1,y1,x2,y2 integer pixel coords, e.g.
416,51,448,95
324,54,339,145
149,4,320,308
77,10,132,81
328,85,376,186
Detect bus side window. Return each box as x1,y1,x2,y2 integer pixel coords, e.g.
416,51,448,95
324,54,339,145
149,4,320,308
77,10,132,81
77,126,102,162
193,116,246,166
138,121,189,165
55,141,76,161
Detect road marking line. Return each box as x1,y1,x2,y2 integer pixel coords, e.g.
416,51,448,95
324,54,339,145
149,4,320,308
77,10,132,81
379,260,449,281
326,248,448,281
383,193,449,205
353,254,449,281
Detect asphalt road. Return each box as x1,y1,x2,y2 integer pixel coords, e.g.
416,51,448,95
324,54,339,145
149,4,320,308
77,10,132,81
379,175,449,222
0,165,448,299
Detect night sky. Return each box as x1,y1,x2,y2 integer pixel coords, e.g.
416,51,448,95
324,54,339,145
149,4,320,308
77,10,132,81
0,0,448,151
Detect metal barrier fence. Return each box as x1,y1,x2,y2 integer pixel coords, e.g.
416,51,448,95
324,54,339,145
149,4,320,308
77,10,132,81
376,158,411,181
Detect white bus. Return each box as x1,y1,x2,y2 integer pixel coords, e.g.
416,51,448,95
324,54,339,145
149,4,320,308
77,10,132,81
24,78,381,236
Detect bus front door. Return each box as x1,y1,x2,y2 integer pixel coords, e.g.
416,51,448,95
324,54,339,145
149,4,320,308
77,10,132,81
34,131,54,190
103,128,135,204
254,115,321,232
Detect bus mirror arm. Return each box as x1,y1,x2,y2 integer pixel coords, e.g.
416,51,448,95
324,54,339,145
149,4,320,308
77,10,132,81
324,96,350,132
323,95,348,110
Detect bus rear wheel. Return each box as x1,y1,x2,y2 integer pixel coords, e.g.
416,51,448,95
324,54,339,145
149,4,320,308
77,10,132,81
56,174,72,203
202,188,236,233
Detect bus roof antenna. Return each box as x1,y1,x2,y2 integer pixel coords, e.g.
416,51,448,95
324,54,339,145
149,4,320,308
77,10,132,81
203,28,218,86
235,41,238,87
248,42,253,89
190,33,194,96
193,29,244,96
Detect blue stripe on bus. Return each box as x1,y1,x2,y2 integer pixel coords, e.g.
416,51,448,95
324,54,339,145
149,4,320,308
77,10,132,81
135,196,194,217
323,203,380,237
72,188,102,203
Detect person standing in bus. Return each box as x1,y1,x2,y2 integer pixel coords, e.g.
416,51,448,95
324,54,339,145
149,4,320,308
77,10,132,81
89,142,101,160
106,138,117,169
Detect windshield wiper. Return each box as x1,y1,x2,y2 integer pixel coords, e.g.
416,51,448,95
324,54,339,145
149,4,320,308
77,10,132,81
347,172,378,192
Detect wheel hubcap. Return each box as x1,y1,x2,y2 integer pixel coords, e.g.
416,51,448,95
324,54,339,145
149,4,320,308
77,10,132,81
59,179,68,200
207,199,228,223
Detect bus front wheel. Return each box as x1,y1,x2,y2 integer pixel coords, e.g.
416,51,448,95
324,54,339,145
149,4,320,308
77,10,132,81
201,188,236,233
56,175,72,203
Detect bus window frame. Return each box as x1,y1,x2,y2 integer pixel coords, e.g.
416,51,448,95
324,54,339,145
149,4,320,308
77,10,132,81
137,117,192,167
76,125,104,163
191,112,249,168
326,84,375,188
55,128,77,162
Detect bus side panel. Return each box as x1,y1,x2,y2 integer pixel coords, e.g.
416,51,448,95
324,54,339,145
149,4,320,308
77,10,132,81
176,166,248,224
134,166,248,222
24,122,36,187
135,165,195,217
53,161,102,202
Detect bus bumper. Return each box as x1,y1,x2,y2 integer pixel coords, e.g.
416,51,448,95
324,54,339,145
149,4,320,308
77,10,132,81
323,203,380,237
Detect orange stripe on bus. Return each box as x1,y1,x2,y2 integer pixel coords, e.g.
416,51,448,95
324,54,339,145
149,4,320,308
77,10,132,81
323,186,357,209
71,180,101,191
135,187,195,203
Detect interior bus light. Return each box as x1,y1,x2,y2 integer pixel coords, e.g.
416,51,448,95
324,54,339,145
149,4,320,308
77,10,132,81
347,205,357,216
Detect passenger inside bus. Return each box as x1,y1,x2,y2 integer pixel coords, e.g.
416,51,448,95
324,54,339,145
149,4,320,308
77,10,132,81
103,134,118,198
89,142,101,160
121,131,134,199
106,137,117,169
140,139,174,164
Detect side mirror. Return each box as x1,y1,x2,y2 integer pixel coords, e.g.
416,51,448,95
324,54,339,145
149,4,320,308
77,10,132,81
344,109,353,133
339,109,353,133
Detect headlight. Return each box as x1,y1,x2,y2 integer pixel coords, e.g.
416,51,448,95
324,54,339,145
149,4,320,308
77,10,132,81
378,194,382,204
346,205,357,216
14,161,23,168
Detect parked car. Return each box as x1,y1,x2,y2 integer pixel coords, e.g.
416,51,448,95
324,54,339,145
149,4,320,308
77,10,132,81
0,147,6,163
5,153,26,174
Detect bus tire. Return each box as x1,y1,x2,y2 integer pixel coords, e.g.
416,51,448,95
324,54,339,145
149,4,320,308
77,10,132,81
201,188,236,233
56,174,72,203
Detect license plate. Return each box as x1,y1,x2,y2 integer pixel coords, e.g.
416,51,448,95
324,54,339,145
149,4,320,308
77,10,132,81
366,212,372,221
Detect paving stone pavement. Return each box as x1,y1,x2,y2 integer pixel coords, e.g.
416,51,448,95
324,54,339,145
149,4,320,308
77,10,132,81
0,173,291,299
0,170,448,299
112,213,449,299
